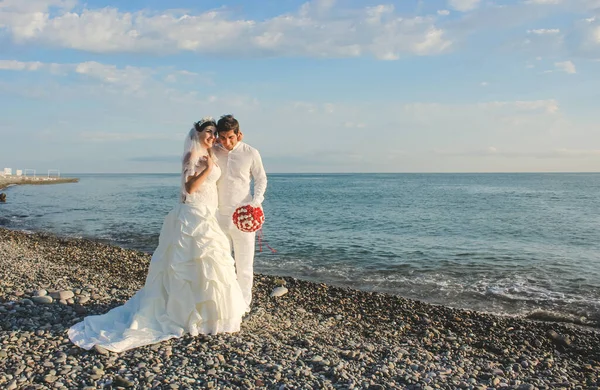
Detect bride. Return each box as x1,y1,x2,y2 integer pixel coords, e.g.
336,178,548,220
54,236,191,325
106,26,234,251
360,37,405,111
68,117,248,352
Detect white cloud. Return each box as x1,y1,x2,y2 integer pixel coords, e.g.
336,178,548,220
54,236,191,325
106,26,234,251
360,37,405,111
527,28,560,34
0,0,76,13
437,10,451,16
448,0,481,12
436,147,600,159
480,81,489,86
0,59,45,71
292,101,318,113
575,15,600,56
525,0,562,4
554,60,577,73
299,0,337,17
549,148,600,157
477,99,559,114
0,59,212,93
74,61,151,91
0,59,73,75
399,99,562,144
0,0,452,59
343,121,366,128
520,27,565,58
291,101,340,114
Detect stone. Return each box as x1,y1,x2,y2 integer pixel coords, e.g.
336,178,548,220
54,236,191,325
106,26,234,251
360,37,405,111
77,296,90,304
94,345,109,355
547,330,572,347
73,304,87,314
517,385,535,390
271,286,288,297
59,291,75,300
33,296,53,304
113,376,134,388
44,374,58,383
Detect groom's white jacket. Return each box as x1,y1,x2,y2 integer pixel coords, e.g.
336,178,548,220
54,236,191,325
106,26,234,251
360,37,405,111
214,141,267,216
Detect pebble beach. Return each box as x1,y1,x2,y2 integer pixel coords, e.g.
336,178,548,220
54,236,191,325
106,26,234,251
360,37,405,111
1,227,599,389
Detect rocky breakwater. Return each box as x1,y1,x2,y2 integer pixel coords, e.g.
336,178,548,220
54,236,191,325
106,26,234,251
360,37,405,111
1,227,599,389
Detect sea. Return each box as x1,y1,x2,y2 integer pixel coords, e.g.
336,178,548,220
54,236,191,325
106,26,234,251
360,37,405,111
1,173,599,327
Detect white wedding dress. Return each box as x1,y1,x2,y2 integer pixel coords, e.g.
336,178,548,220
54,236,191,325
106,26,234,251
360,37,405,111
68,162,247,352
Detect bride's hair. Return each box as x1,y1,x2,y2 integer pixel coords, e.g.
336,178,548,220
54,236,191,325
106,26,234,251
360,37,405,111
194,118,217,133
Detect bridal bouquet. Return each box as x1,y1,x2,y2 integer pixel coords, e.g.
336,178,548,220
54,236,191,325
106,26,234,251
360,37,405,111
233,205,265,233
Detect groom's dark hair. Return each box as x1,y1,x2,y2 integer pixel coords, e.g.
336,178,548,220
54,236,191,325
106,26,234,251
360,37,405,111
217,115,240,134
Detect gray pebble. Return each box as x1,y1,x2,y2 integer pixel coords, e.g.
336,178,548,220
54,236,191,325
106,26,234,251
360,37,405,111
33,295,53,304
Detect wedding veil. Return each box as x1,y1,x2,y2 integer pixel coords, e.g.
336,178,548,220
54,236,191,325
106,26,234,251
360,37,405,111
180,117,216,203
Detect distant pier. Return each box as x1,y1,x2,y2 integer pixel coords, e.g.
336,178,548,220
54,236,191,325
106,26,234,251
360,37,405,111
0,176,79,191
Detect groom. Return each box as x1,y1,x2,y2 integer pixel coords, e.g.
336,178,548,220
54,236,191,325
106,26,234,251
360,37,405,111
214,115,267,308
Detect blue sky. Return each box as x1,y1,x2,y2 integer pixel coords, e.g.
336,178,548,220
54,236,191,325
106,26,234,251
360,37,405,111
0,0,599,173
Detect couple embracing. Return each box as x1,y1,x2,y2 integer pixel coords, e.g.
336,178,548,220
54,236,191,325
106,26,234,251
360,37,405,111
68,115,267,352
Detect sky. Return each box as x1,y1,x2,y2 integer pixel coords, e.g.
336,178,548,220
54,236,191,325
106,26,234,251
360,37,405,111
0,0,599,173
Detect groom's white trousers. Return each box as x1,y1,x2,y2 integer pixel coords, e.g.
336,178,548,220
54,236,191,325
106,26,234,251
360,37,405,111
217,213,256,307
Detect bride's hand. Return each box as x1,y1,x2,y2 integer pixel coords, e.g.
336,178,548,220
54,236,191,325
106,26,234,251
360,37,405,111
203,154,214,171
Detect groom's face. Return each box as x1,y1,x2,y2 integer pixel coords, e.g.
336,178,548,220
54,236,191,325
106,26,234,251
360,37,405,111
217,130,241,151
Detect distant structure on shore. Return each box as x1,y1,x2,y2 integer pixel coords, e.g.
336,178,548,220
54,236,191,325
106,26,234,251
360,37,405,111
2,168,61,178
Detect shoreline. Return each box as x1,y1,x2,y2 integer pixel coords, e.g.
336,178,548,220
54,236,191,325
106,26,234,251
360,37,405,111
4,225,598,332
0,177,79,191
1,227,599,388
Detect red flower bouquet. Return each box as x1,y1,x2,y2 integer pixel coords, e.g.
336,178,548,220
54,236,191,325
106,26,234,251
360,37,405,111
232,205,265,233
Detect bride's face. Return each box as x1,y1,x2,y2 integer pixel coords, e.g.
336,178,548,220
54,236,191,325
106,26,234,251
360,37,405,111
199,126,216,149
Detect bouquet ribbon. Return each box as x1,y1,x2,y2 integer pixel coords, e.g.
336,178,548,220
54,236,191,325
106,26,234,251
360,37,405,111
257,229,277,253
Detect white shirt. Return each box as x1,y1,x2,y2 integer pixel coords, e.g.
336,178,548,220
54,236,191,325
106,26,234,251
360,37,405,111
214,141,267,216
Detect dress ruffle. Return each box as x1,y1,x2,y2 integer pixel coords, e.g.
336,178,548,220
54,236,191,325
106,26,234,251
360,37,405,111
68,203,247,352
